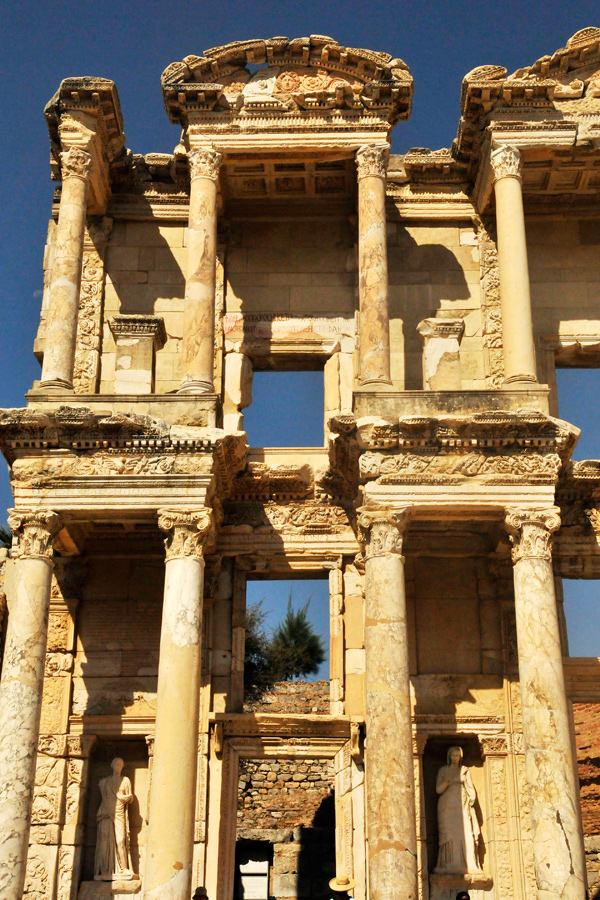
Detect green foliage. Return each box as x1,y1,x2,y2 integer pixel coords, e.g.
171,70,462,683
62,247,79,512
243,591,327,701
0,526,11,550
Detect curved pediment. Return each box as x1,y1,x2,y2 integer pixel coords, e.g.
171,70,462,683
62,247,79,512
161,35,412,127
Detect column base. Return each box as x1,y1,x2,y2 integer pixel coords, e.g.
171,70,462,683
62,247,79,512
503,374,538,385
356,378,394,391
38,378,74,392
78,880,141,900
430,872,493,900
177,379,214,394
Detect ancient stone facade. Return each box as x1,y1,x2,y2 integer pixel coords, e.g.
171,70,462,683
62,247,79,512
1,27,600,900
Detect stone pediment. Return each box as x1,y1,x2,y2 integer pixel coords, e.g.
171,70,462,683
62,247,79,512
161,34,412,132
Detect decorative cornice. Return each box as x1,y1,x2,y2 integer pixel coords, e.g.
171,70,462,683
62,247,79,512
188,148,223,182
356,143,390,181
357,506,411,559
7,509,62,560
417,317,465,341
60,147,92,181
158,508,213,561
490,144,521,184
504,506,561,562
108,314,167,349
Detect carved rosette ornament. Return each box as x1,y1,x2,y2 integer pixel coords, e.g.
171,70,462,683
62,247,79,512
504,507,561,563
59,147,92,181
188,148,223,182
7,509,62,560
358,507,411,560
158,509,213,561
490,144,522,184
356,142,390,181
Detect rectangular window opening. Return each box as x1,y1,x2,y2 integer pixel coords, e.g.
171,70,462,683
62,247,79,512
243,578,330,713
561,578,600,658
555,367,600,460
243,369,325,448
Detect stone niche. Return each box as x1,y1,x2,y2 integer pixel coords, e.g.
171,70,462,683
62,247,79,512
422,736,489,900
80,739,149,889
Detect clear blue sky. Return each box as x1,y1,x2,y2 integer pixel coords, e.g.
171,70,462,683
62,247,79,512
1,1,599,653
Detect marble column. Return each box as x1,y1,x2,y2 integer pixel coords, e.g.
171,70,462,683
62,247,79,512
179,149,222,394
490,144,537,384
0,510,62,900
40,147,92,391
505,507,586,900
356,144,392,387
144,509,212,900
358,507,418,900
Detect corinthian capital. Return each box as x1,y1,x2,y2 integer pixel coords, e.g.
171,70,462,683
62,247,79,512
356,143,390,181
188,149,223,182
490,144,522,183
158,509,213,561
358,506,411,559
60,147,92,180
504,506,561,563
7,509,63,560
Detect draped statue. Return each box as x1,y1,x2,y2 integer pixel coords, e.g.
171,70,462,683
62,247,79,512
94,758,134,881
435,746,482,874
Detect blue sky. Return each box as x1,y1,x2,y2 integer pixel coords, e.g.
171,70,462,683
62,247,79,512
1,1,599,653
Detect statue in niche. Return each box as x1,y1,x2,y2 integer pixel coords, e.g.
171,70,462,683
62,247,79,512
94,758,134,881
435,746,482,874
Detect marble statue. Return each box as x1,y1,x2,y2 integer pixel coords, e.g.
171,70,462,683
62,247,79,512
94,757,134,881
435,746,482,874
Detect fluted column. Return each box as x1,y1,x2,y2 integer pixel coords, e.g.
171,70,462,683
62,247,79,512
505,507,585,900
356,144,392,386
0,510,62,900
40,147,92,390
179,149,222,394
358,507,417,900
144,509,212,900
490,144,537,384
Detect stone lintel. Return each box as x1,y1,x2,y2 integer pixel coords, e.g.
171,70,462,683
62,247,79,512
109,314,167,350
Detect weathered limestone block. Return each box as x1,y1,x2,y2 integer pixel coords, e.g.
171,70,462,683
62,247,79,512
109,314,167,394
417,317,464,390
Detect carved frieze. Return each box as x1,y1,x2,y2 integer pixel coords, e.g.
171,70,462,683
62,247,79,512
222,501,351,532
360,448,561,484
73,217,112,393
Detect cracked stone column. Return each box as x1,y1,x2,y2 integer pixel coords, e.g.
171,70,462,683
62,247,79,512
490,144,537,384
356,143,392,387
359,507,417,900
179,148,222,394
144,509,212,900
505,507,586,900
40,147,92,391
0,510,62,900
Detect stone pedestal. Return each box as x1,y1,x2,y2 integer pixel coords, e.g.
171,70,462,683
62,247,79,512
40,147,92,391
490,144,537,385
356,144,392,387
417,318,464,390
179,149,222,394
359,508,418,900
78,880,142,900
0,510,61,900
108,314,166,394
143,510,212,900
505,507,586,900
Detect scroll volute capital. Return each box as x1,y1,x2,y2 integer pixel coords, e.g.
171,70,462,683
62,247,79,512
504,506,560,562
158,508,213,561
7,509,63,560
358,506,411,560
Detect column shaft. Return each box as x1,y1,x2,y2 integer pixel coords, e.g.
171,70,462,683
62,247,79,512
40,147,92,390
356,144,392,386
0,511,61,900
360,509,417,900
491,144,537,384
506,508,586,900
179,149,222,394
144,510,212,900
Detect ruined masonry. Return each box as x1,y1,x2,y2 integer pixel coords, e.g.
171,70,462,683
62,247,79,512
1,27,600,900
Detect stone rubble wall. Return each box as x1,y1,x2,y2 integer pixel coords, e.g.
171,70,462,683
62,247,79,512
237,758,334,830
243,680,330,714
573,702,600,894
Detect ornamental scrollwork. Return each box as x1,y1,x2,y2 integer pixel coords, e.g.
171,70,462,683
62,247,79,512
7,509,62,560
188,148,223,182
357,507,411,559
504,507,561,563
60,147,92,180
356,143,390,181
490,144,521,183
158,508,213,561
